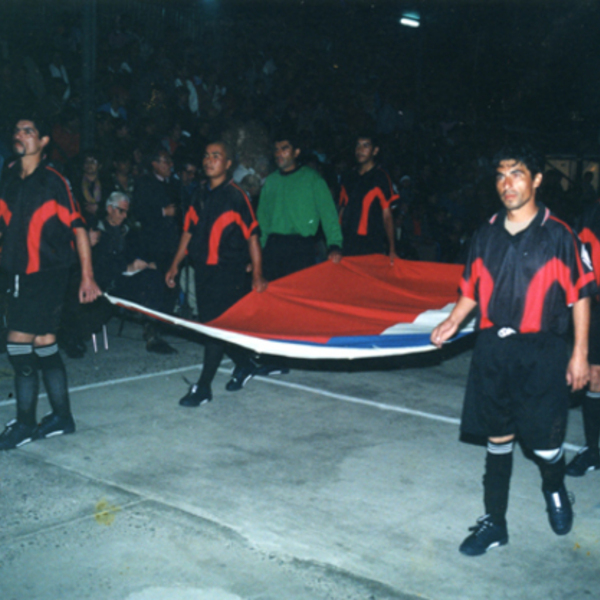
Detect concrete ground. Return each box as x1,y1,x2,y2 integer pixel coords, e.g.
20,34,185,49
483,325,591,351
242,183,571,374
0,318,598,600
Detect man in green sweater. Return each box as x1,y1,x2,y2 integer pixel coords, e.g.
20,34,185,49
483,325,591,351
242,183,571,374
257,134,343,281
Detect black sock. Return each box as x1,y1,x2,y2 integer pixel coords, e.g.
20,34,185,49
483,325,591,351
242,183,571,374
35,344,72,419
226,344,253,370
583,393,600,456
537,451,566,493
7,343,39,428
197,341,225,389
483,441,513,527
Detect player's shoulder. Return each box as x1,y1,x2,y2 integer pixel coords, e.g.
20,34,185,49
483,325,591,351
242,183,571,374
299,165,318,178
227,179,251,202
43,163,71,188
543,207,575,236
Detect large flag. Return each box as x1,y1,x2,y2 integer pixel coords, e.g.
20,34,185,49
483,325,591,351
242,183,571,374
106,255,474,360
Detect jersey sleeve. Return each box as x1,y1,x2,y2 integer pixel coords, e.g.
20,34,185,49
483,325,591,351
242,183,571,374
578,202,600,288
234,184,260,240
459,229,482,301
569,229,596,303
183,205,200,235
48,167,85,230
339,183,349,209
375,169,400,210
257,179,272,246
0,197,11,233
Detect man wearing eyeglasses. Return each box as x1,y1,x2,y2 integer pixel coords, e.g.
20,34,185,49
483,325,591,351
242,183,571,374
90,191,176,354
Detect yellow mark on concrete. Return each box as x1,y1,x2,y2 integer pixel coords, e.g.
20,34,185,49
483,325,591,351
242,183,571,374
0,368,14,383
574,542,581,550
94,498,121,526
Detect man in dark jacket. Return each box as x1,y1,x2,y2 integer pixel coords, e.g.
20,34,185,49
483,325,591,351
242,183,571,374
92,191,176,354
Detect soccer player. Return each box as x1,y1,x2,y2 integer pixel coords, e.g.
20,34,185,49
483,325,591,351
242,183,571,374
567,194,600,476
431,145,594,555
166,141,267,405
338,135,399,262
0,116,101,450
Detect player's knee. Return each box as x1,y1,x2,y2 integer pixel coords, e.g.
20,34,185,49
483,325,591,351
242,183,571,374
488,434,515,445
533,447,563,463
7,343,36,377
34,343,63,370
487,439,514,454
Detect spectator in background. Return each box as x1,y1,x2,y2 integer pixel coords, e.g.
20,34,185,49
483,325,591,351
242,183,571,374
132,147,180,310
50,107,80,170
75,149,107,228
92,192,177,354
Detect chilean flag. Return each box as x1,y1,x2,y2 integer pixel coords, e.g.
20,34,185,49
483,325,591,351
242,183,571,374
106,255,474,360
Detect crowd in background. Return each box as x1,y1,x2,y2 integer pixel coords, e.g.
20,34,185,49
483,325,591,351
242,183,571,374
0,9,597,269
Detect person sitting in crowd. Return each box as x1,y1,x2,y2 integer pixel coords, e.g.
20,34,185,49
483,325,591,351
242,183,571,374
91,192,177,355
75,149,107,228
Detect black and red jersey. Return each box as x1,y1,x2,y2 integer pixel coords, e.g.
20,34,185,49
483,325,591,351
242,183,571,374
184,179,259,267
338,165,399,254
578,198,600,289
460,204,595,335
0,161,85,274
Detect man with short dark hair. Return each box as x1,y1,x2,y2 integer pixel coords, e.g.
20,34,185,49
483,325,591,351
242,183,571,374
431,145,595,555
166,141,267,405
132,147,180,276
339,135,399,262
0,117,101,450
257,134,343,281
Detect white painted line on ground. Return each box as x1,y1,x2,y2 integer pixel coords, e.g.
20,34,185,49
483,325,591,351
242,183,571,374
0,363,583,452
253,374,462,425
0,364,200,407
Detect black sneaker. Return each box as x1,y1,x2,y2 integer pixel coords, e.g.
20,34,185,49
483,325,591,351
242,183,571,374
33,413,76,440
459,515,509,556
179,383,212,407
254,364,290,377
566,447,600,477
0,419,35,450
225,364,255,391
543,484,573,535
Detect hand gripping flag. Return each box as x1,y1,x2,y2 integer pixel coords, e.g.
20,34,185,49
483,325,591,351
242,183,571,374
105,255,474,360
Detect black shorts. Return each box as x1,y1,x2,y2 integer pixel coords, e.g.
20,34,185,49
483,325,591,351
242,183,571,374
342,233,386,257
589,300,600,365
195,263,251,323
6,269,70,336
262,234,316,281
461,329,570,449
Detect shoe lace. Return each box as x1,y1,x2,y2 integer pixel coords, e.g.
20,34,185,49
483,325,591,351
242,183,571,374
469,515,494,536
